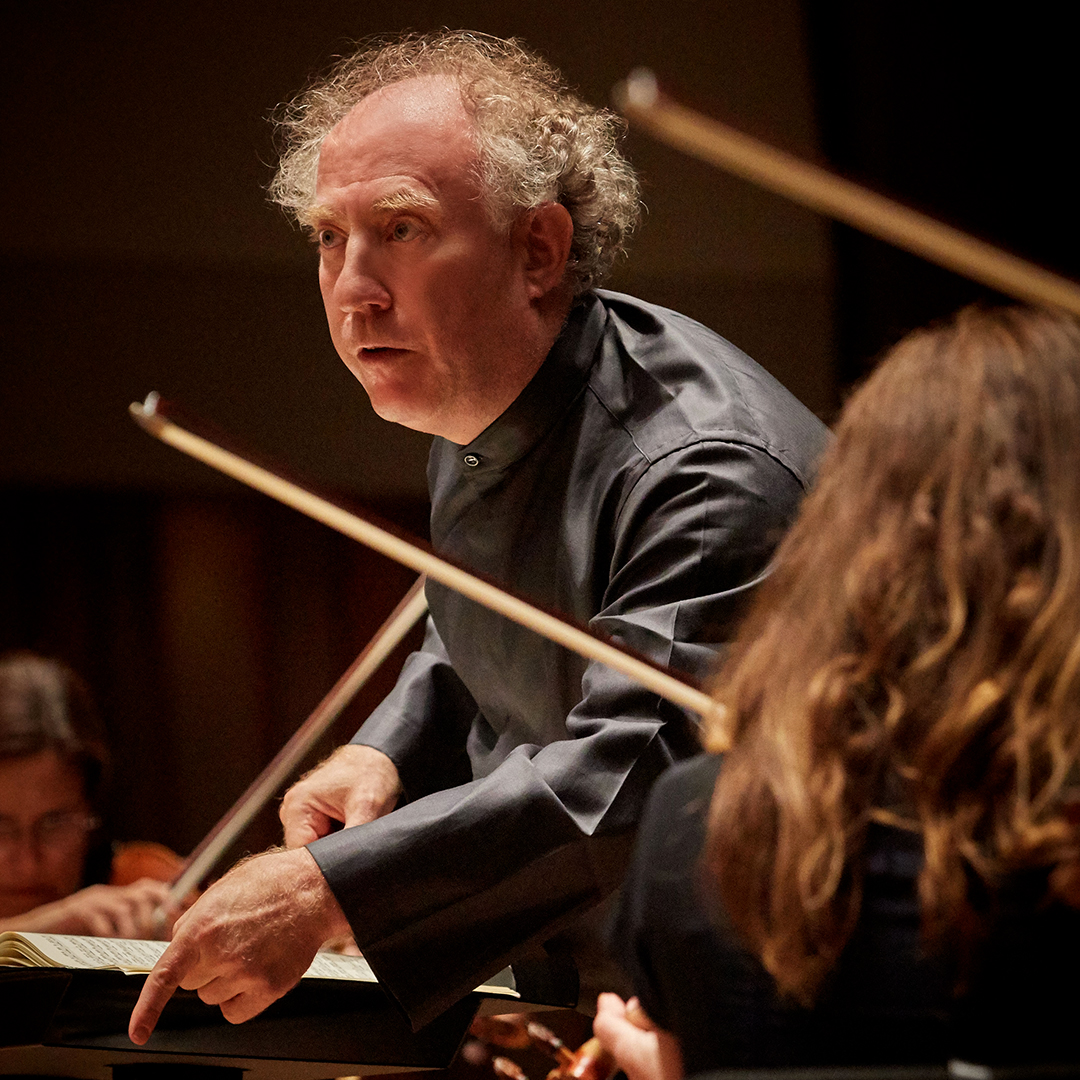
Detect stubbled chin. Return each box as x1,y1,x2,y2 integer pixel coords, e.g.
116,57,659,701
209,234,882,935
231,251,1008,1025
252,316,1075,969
368,396,434,432
355,371,432,423
341,357,452,436
346,353,413,394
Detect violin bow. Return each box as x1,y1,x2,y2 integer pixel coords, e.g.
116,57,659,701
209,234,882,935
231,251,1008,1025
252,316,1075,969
130,397,723,791
613,70,1080,316
164,574,428,905
154,81,1079,899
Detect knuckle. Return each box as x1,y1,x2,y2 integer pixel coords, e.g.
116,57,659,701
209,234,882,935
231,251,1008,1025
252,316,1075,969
155,951,192,988
221,995,258,1024
265,971,293,998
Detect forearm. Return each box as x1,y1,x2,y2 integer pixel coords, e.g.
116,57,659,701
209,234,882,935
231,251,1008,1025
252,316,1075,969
308,712,682,1025
0,879,175,938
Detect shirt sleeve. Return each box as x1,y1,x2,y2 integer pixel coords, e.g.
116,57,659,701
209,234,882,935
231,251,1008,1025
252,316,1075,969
308,442,807,1028
347,616,478,799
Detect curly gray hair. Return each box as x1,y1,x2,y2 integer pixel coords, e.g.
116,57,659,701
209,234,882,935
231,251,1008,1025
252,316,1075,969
269,31,641,295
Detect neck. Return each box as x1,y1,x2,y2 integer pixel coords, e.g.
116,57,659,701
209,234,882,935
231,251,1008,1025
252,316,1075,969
443,287,575,446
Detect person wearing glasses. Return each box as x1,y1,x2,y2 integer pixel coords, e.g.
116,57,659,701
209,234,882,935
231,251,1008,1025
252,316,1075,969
0,652,173,938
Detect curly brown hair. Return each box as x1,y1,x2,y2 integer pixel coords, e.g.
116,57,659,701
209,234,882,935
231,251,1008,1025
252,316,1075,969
704,305,1080,1004
269,31,640,296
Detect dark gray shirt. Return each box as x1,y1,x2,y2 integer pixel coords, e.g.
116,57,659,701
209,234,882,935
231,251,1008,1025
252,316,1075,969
310,291,830,1026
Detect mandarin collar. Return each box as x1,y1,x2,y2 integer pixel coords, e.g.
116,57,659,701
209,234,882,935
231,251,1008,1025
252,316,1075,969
451,294,607,471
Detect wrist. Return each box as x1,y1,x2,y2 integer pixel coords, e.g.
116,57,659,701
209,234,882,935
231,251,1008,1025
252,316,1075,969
292,846,353,941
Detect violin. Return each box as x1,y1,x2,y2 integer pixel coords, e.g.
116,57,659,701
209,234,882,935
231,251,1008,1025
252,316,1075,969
471,1016,617,1080
108,841,186,888
109,841,201,933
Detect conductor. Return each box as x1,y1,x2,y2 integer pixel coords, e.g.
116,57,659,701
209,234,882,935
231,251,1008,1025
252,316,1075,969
130,30,828,1042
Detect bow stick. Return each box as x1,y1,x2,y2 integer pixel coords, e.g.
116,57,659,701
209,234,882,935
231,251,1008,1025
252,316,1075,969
613,70,1080,316
130,395,725,739
163,575,429,906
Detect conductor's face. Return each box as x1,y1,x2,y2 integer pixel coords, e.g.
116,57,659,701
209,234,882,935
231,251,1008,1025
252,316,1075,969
312,76,544,445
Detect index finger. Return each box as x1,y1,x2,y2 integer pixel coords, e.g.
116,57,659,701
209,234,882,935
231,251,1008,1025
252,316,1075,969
128,938,197,1044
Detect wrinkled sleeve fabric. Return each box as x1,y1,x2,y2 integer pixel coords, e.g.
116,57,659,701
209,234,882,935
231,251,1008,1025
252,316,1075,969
308,440,808,1027
346,617,477,799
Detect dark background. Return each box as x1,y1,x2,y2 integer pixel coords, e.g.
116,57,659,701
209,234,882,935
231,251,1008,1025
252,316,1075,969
2,1,1076,869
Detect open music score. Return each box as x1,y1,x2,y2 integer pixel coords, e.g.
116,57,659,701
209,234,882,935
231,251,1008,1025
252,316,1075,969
0,930,518,998
1,931,546,1079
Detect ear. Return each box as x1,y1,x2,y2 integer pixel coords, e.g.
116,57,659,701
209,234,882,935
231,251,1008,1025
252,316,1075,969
519,202,574,300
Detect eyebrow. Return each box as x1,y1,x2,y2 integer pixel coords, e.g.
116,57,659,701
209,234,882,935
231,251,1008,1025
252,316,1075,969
300,188,440,229
371,188,440,214
298,203,342,230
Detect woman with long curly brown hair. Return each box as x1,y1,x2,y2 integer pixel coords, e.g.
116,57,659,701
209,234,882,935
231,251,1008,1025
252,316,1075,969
595,305,1080,1077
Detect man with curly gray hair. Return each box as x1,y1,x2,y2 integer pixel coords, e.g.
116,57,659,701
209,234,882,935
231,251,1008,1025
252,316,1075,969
268,32,640,298
130,31,828,1043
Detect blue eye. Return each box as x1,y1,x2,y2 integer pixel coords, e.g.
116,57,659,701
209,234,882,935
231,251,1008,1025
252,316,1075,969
391,220,420,241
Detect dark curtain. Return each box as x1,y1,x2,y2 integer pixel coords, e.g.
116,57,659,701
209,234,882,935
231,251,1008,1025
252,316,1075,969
804,3,1080,384
0,487,428,873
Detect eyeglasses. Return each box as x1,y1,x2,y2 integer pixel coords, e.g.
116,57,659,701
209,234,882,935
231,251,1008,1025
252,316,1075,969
0,811,101,855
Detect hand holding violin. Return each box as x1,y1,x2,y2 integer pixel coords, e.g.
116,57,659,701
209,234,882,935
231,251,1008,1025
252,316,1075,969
7,877,176,939
592,994,684,1080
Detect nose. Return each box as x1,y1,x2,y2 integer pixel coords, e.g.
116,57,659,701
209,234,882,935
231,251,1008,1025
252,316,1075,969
1,835,46,885
329,235,392,313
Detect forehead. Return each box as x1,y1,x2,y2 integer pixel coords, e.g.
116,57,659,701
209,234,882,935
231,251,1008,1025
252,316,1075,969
316,75,480,199
0,748,85,818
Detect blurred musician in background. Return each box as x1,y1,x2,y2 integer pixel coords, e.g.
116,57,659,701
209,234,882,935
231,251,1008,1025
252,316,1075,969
593,305,1080,1077
0,652,175,939
129,30,828,1043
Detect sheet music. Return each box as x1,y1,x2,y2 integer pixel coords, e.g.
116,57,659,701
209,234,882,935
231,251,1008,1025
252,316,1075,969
0,932,516,994
0,932,166,972
0,933,379,981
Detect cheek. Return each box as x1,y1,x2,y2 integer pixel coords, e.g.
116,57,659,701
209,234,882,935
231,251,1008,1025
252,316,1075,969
320,292,349,355
425,258,516,338
0,844,86,907
318,264,343,317
319,274,338,321
45,844,89,896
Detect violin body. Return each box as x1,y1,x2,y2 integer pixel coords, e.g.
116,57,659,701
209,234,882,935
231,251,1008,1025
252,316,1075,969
108,840,185,887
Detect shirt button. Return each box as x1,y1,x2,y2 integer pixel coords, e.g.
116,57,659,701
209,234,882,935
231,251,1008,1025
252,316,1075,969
463,454,481,467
